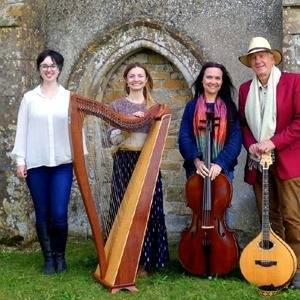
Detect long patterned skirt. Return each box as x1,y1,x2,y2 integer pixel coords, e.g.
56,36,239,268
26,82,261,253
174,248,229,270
109,149,169,270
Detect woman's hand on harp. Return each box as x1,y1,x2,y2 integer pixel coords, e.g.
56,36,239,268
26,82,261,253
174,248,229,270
133,111,145,118
109,129,124,145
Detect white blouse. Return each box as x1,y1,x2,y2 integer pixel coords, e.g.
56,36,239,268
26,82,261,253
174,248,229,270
11,85,72,170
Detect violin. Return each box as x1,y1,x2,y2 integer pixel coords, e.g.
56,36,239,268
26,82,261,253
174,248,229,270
178,110,239,275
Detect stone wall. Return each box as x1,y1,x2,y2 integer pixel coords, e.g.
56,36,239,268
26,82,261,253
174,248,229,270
1,0,287,245
0,0,45,243
283,0,300,72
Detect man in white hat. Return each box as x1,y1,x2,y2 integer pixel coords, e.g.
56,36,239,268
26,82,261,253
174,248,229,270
239,36,300,288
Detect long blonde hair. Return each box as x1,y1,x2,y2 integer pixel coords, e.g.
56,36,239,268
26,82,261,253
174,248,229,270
123,62,155,107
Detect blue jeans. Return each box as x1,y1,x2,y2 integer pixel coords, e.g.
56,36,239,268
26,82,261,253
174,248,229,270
26,163,73,229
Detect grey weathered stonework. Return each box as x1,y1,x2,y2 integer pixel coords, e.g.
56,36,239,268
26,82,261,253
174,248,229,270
0,2,24,27
0,0,45,243
67,19,202,96
1,0,292,247
283,0,300,72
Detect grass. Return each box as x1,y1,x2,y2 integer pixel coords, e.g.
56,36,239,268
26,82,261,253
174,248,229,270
0,239,300,300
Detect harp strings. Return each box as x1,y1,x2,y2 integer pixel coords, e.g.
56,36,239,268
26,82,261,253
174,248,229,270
109,148,139,237
83,113,137,241
84,115,111,239
106,130,140,240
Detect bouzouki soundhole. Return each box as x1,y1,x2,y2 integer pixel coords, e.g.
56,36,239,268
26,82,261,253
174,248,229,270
259,240,274,250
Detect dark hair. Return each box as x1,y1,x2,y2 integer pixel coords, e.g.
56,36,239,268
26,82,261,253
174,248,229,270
193,62,238,121
36,49,64,73
123,62,155,106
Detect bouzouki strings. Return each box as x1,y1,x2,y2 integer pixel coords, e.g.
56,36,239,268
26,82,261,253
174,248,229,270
240,151,297,293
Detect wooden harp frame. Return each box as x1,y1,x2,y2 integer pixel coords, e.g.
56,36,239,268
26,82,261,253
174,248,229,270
69,93,171,293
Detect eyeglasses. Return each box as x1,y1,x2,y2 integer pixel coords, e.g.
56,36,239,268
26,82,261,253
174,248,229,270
40,64,57,70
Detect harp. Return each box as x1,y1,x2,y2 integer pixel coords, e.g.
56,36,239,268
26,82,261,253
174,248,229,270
69,93,171,293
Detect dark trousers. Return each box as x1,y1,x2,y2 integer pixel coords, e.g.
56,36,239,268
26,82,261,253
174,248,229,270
26,163,73,229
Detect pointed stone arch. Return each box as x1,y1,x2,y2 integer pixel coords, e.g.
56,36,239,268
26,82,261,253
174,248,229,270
67,18,203,99
67,18,204,239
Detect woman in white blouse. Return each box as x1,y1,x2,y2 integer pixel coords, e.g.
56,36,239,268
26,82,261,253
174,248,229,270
11,50,72,274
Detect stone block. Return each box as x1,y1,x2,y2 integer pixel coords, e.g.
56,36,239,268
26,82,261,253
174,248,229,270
126,53,148,64
153,79,162,88
0,96,19,130
283,0,300,6
0,3,24,27
151,71,170,80
166,148,182,161
162,167,185,185
164,200,190,215
170,71,184,80
148,54,166,64
163,79,188,89
284,8,300,34
165,214,189,236
171,91,191,105
0,59,27,96
161,160,181,171
111,80,125,90
165,185,185,201
164,136,177,149
103,91,123,103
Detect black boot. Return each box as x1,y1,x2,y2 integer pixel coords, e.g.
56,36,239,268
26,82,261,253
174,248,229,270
35,223,56,275
51,226,68,273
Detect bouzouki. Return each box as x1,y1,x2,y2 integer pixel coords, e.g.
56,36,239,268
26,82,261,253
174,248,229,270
240,151,297,291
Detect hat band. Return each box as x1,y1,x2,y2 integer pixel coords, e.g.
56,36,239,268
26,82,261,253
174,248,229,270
247,47,271,54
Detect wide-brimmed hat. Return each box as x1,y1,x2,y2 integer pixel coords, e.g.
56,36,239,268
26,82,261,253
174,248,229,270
239,37,282,67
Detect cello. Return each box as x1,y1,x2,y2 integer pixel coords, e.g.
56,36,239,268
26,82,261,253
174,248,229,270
239,152,297,291
178,109,239,276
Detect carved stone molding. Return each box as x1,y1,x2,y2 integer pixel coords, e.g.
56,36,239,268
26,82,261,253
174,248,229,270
67,18,203,99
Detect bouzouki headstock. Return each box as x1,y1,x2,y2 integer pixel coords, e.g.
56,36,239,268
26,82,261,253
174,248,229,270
259,151,273,170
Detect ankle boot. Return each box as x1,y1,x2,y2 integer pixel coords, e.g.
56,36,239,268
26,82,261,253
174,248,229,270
51,226,68,273
56,253,67,273
35,223,55,275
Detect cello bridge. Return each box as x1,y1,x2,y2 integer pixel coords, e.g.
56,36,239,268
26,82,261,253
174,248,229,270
201,226,214,229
